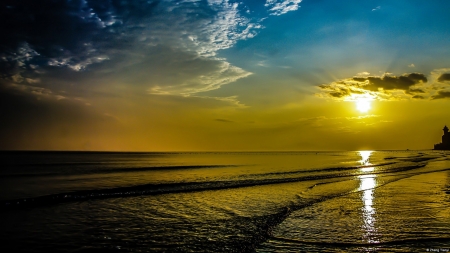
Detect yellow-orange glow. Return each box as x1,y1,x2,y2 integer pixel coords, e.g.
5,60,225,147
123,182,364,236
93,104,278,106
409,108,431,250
359,150,375,172
358,150,372,165
356,98,372,113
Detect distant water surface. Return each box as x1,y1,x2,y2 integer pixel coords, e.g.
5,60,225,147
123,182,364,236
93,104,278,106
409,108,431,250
0,151,449,252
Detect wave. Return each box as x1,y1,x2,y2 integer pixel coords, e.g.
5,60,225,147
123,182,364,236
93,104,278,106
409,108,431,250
0,165,237,178
0,163,432,211
270,236,450,247
243,162,399,178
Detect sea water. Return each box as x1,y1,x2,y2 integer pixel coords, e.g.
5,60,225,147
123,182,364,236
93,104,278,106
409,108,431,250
0,151,449,252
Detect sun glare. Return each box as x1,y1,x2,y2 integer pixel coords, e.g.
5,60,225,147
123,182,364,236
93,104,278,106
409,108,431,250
356,98,372,113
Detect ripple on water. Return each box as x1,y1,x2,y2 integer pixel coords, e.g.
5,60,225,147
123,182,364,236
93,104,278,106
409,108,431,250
258,170,450,252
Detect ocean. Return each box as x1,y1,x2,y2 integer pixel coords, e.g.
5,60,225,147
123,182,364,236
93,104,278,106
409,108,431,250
0,151,449,252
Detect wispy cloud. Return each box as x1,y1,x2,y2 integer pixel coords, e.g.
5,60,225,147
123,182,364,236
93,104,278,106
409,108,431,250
215,118,234,123
7,83,55,98
294,114,387,133
265,0,302,16
0,0,303,106
194,95,248,108
346,115,380,120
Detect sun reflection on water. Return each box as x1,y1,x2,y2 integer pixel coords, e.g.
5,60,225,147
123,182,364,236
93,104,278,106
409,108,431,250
357,151,379,243
359,150,374,172
358,151,372,165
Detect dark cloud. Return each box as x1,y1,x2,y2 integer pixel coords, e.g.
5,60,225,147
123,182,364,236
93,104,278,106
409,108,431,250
408,88,425,93
1,0,264,99
407,73,428,82
318,72,434,101
406,87,426,96
352,77,367,82
0,0,257,71
1,0,120,75
363,73,427,91
215,119,234,123
329,89,350,98
431,90,450,100
437,73,450,82
318,84,350,98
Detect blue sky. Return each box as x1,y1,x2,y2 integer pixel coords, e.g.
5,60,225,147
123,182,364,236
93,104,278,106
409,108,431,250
223,0,450,77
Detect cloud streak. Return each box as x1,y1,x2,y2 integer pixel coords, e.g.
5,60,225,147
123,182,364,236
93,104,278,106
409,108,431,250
265,0,302,16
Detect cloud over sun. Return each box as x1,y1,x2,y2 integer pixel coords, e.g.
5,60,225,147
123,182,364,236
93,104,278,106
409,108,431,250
317,69,450,102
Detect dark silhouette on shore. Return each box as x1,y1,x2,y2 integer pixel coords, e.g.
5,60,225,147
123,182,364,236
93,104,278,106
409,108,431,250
434,125,450,150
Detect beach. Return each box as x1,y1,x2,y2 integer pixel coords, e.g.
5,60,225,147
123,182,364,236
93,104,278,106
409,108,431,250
0,151,449,252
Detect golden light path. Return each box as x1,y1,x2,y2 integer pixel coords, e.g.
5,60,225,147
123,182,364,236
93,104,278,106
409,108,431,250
358,150,379,243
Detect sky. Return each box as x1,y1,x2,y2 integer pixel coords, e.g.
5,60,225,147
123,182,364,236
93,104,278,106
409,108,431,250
1,0,450,151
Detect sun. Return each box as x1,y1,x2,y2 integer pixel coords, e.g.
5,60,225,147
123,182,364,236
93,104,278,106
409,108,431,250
355,98,372,113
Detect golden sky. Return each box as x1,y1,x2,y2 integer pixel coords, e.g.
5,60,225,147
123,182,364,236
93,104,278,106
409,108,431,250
1,0,450,151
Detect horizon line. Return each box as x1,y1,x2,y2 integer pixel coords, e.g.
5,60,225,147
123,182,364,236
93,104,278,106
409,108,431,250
0,149,442,153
